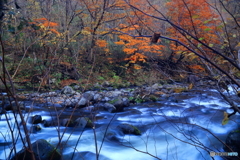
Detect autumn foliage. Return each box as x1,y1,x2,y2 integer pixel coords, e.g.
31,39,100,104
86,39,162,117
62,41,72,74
1,0,240,86
166,0,221,63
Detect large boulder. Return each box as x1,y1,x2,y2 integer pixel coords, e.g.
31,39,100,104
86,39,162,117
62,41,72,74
30,115,42,124
11,139,61,160
76,92,94,107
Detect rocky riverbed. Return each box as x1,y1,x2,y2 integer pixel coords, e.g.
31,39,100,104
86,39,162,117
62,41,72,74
0,83,240,160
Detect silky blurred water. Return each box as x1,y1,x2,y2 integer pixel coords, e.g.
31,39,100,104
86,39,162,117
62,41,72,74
0,88,239,160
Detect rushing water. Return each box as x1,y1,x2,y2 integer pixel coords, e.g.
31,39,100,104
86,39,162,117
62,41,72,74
0,87,239,160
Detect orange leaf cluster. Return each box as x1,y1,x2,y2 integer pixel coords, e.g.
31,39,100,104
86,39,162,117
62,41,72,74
116,35,163,59
28,17,60,35
166,0,221,59
125,53,147,63
188,65,205,72
31,18,59,27
42,21,58,27
96,39,108,48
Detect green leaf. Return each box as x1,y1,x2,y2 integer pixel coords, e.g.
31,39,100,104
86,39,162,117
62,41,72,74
203,20,210,24
204,28,211,32
198,37,205,41
222,118,229,125
192,15,199,19
197,43,202,48
209,44,214,47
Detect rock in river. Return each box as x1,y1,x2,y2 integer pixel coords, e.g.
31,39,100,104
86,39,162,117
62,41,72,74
11,139,61,160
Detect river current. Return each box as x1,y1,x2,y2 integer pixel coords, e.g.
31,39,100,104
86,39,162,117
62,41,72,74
0,87,239,160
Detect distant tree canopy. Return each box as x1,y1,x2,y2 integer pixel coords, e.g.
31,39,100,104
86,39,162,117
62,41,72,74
0,0,239,89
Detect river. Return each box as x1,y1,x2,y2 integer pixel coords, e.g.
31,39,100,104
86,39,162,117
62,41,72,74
0,86,239,160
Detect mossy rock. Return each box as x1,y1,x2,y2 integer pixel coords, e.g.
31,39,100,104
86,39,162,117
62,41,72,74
117,123,141,135
84,117,93,128
11,139,61,160
149,95,158,102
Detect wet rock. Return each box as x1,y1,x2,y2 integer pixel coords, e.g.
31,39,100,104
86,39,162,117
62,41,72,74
82,92,94,101
42,120,51,127
30,125,42,133
75,117,93,128
102,96,111,102
106,132,120,142
30,115,42,124
61,86,75,95
93,93,103,102
77,97,88,107
11,139,61,160
94,103,105,110
75,117,88,129
104,103,116,113
61,118,76,127
117,123,141,135
122,97,130,106
110,96,129,111
224,131,240,154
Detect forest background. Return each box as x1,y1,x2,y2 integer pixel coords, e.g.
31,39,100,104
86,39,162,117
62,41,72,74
0,0,240,92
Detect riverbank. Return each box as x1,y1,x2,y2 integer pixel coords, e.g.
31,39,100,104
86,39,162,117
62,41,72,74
1,82,240,160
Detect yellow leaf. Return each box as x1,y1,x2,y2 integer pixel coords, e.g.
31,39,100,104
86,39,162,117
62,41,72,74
236,42,240,47
133,64,142,70
173,88,185,93
222,111,229,125
188,83,193,90
70,40,77,43
180,74,185,78
81,30,91,35
222,118,229,125
129,60,135,63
